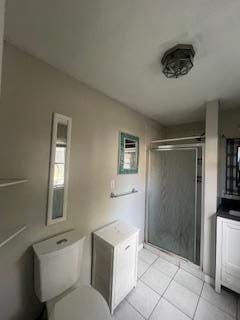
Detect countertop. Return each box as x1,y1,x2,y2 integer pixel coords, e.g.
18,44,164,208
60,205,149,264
217,209,240,222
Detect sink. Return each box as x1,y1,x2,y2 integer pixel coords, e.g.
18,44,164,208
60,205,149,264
229,210,240,217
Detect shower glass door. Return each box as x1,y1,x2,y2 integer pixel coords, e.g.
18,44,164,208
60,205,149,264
147,147,202,265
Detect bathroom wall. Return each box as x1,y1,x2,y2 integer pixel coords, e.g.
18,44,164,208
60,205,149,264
165,121,205,139
0,0,5,91
203,100,219,278
0,42,164,320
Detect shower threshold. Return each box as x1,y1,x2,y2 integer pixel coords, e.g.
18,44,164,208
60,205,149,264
144,242,204,280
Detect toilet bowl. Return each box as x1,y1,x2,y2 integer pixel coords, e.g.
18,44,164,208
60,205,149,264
33,230,111,320
47,286,111,320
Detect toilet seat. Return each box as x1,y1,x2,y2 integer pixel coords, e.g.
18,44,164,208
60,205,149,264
53,286,111,320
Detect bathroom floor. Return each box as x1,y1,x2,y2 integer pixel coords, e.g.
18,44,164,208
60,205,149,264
112,248,240,320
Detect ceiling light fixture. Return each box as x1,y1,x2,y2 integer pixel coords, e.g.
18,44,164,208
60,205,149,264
161,44,195,78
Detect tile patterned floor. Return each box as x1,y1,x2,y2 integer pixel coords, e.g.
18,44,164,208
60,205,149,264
112,248,239,320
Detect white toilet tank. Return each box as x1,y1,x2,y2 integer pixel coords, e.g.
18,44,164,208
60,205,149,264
33,230,85,302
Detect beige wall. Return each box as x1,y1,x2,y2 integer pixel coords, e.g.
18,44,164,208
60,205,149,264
203,101,219,277
0,0,5,91
0,42,164,320
165,121,205,139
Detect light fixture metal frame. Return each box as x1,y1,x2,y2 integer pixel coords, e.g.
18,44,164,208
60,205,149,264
161,44,195,78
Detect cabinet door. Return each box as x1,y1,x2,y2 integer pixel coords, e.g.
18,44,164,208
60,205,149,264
114,237,137,306
222,220,240,278
92,236,113,305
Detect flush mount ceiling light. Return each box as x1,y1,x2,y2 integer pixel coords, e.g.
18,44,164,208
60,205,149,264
161,44,195,78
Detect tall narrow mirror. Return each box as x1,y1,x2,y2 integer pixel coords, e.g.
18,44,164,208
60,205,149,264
47,113,72,225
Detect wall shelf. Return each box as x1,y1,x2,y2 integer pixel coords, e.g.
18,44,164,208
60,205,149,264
0,179,28,188
0,225,26,248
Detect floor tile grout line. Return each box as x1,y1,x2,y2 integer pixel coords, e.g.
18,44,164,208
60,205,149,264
139,250,192,319
138,254,160,279
139,266,178,297
126,251,161,319
147,295,162,319
142,252,204,297
200,282,237,319
147,268,183,320
139,249,238,320
125,298,148,319
135,252,174,319
200,295,237,319
139,255,178,280
163,295,194,319
192,280,205,319
160,267,199,319
173,272,204,296
139,249,159,264
139,278,164,297
153,259,235,318
143,262,177,280
137,252,179,320
139,254,224,320
173,265,204,280
139,250,204,319
179,264,204,282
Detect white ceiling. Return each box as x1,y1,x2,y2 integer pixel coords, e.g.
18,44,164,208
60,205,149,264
4,0,240,125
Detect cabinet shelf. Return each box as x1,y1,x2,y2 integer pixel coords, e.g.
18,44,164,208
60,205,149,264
0,179,28,187
0,225,26,248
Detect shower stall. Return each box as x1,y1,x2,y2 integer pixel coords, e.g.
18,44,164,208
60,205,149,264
146,139,204,266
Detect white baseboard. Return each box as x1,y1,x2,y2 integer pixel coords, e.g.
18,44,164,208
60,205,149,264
204,274,215,286
138,243,143,251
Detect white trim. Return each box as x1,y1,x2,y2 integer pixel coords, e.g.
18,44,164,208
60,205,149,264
0,226,26,248
194,148,198,263
0,179,28,187
215,216,222,293
151,136,204,144
200,145,205,270
138,243,143,251
47,113,72,226
152,143,204,150
144,147,151,244
205,274,215,286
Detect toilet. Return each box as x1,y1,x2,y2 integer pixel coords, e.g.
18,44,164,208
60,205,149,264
33,230,111,320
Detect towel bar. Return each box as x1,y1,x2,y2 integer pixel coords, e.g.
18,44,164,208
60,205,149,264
110,188,138,198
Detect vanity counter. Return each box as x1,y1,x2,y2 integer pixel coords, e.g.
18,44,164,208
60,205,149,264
217,209,240,222
217,197,240,222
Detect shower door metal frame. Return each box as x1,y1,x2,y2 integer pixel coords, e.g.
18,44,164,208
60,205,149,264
145,143,205,269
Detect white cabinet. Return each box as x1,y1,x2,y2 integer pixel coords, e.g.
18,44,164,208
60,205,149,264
215,216,240,294
92,221,139,313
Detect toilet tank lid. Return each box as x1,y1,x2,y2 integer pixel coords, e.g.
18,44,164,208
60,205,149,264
33,230,84,257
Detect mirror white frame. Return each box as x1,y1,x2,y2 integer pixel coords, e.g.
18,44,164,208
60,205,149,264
47,113,72,225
